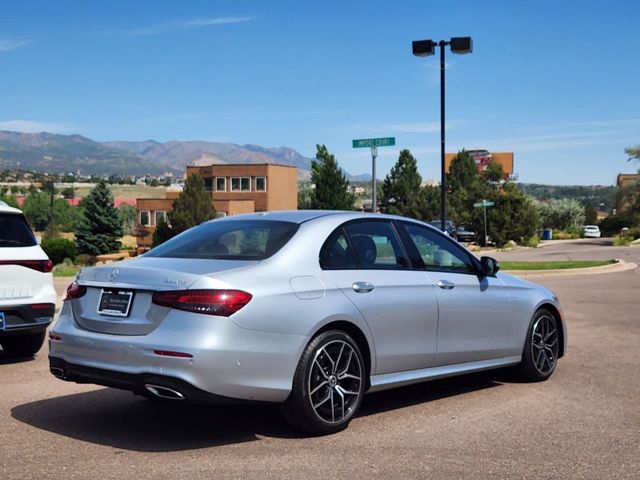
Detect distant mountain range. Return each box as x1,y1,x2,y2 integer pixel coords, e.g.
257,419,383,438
0,130,320,179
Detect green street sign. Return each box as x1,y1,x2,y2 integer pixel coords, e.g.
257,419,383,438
474,200,495,208
352,137,396,148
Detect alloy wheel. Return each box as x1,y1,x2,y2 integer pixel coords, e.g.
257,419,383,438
307,339,363,424
531,314,559,375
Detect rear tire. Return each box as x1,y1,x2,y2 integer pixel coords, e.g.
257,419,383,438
0,331,46,357
514,309,560,381
282,330,365,435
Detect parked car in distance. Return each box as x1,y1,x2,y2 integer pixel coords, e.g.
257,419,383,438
428,220,458,240
456,225,477,243
583,225,601,238
0,201,56,357
49,211,566,435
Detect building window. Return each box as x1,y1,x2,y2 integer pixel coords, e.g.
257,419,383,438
204,177,213,192
155,211,167,225
255,177,267,191
140,211,151,226
231,177,251,192
215,177,226,192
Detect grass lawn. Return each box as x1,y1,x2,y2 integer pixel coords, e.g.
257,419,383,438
501,260,615,270
53,264,82,277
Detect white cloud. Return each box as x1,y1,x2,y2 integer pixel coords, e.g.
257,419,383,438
0,120,73,134
0,38,31,52
121,16,254,36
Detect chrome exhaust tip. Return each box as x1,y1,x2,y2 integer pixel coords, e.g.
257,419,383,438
50,367,65,379
144,383,186,401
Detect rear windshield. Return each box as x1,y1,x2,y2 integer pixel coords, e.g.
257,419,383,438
145,219,299,260
0,213,37,248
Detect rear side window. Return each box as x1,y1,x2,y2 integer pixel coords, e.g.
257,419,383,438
320,220,409,270
0,214,37,248
145,219,299,260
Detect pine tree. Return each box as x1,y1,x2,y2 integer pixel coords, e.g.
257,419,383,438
75,181,123,255
380,149,423,218
310,144,355,210
167,173,216,236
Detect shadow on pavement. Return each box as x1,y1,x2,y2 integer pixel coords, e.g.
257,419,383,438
12,370,506,451
0,349,37,365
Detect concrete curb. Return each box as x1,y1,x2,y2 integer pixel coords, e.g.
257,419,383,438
504,259,638,279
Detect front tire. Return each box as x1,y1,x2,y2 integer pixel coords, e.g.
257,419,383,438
0,331,46,357
282,330,365,435
514,309,560,381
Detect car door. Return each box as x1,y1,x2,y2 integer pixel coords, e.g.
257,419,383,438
320,220,438,374
398,222,513,365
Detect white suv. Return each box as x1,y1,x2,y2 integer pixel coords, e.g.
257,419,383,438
0,201,57,357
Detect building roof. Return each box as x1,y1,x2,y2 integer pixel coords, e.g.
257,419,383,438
187,162,298,169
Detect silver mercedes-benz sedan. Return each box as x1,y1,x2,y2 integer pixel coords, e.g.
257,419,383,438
49,211,565,434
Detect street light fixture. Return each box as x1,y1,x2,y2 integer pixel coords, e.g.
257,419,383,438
412,36,473,232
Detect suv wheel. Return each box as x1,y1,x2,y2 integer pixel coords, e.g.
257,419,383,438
1,331,46,357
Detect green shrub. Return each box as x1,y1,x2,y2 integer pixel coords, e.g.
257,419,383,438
520,236,540,248
41,238,76,265
627,226,640,240
613,235,633,246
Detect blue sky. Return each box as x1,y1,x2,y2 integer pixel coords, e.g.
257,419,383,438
1,0,638,185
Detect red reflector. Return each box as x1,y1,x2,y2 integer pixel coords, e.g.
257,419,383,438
64,282,87,300
152,289,252,317
153,350,193,358
49,333,62,341
30,303,54,310
0,259,53,273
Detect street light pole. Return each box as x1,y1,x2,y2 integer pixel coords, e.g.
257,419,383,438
439,41,446,232
412,37,473,233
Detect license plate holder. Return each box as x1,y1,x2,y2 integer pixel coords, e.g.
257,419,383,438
97,289,133,317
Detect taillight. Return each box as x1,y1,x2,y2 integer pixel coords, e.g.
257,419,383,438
64,282,87,300
0,259,53,273
152,289,252,317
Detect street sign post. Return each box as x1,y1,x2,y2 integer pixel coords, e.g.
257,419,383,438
473,200,495,246
352,137,396,213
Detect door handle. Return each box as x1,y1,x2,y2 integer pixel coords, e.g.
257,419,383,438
437,280,455,290
352,281,375,293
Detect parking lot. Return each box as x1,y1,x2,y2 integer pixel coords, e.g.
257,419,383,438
1,239,638,479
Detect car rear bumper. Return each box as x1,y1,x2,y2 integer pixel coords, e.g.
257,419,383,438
48,356,262,404
49,302,306,403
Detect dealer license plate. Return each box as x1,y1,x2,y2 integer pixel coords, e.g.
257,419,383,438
97,289,133,317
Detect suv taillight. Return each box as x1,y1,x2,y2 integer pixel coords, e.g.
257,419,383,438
0,259,53,273
64,282,87,300
152,289,252,317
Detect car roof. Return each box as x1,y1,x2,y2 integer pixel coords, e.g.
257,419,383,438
0,201,23,215
210,210,430,226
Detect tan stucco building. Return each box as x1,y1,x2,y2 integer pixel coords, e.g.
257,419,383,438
136,163,297,249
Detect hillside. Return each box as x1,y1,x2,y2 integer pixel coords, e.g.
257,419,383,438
0,130,314,178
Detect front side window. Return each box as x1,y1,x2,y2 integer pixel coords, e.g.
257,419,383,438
145,220,299,260
230,177,251,192
256,177,267,191
215,177,226,192
401,222,476,273
140,211,151,226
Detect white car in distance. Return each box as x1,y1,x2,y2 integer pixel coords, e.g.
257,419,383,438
0,201,57,357
583,225,601,238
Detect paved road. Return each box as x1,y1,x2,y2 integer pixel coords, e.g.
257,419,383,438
1,239,638,479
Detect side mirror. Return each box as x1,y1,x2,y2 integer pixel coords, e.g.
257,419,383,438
480,256,500,276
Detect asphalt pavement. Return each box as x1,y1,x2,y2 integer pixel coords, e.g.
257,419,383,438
1,238,638,479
